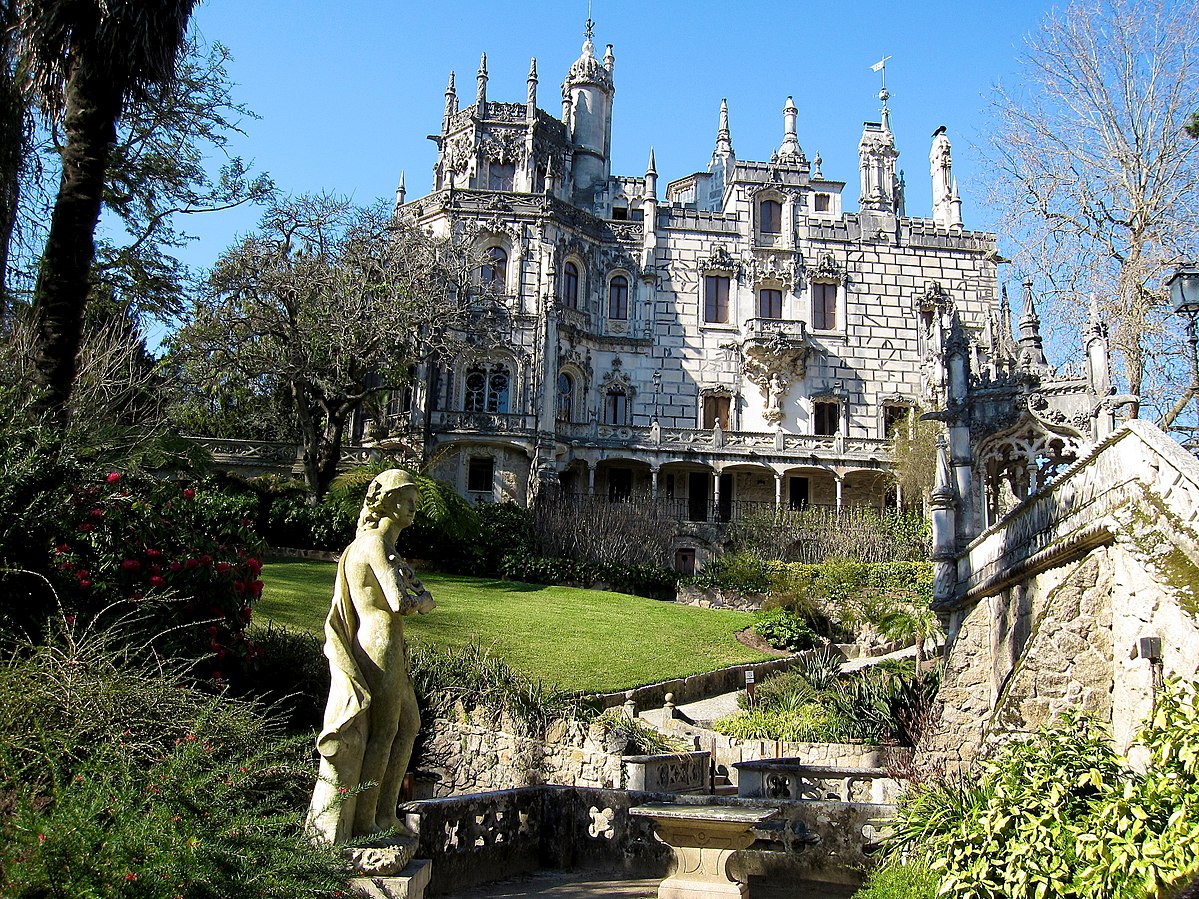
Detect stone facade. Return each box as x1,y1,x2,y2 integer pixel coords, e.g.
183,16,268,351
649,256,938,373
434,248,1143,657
926,421,1199,770
372,19,1005,539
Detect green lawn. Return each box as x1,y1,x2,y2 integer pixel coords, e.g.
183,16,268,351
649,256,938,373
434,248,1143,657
259,560,771,694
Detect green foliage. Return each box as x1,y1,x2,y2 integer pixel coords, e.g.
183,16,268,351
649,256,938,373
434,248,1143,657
753,606,820,652
718,654,939,746
0,625,352,897
851,859,939,899
593,709,688,756
692,550,773,594
46,471,265,683
473,501,536,574
886,683,1199,898
264,491,355,552
725,505,931,564
407,641,582,742
498,550,679,600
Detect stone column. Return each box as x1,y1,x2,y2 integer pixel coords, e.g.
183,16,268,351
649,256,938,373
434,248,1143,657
587,461,597,497
835,475,843,513
651,465,660,500
774,472,783,510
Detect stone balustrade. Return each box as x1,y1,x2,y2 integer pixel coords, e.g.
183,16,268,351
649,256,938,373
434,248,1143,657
734,759,903,804
623,751,711,793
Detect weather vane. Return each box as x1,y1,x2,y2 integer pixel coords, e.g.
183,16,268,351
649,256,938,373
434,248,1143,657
870,55,893,128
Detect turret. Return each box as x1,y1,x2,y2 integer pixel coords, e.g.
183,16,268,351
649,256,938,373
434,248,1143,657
642,148,658,274
930,127,962,230
562,17,615,204
859,74,901,217
779,96,802,159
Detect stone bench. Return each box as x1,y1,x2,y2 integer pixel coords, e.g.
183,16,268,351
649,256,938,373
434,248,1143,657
734,758,902,804
630,802,779,898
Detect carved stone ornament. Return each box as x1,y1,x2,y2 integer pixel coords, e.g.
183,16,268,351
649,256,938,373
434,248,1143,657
478,129,525,164
700,245,742,276
749,251,802,290
978,418,1082,522
811,253,845,284
917,280,954,316
741,330,809,424
599,355,635,397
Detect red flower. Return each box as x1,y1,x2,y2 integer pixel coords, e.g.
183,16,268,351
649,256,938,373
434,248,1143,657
215,561,231,574
185,558,199,570
246,558,263,576
76,569,91,579
106,472,121,484
55,543,70,554
78,580,92,589
145,548,161,558
121,559,141,573
169,561,182,572
232,581,245,594
124,873,138,882
199,554,213,567
37,834,45,843
182,488,196,500
149,576,166,588
239,518,253,527
79,523,94,532
89,508,104,519
250,580,264,598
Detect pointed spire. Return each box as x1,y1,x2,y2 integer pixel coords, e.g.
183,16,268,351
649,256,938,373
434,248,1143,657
394,171,406,213
443,71,458,132
1017,278,1050,374
603,43,614,72
715,98,733,157
812,151,823,180
779,96,801,158
476,52,488,116
527,57,538,115
646,147,657,176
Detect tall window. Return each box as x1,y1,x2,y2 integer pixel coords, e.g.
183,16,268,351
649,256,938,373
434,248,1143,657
758,288,783,319
703,395,730,430
884,405,910,437
814,400,839,436
760,199,782,234
467,456,494,493
605,390,628,425
704,275,730,323
608,275,629,320
463,365,510,413
481,247,507,291
812,282,837,330
814,193,831,212
562,261,579,308
556,372,574,421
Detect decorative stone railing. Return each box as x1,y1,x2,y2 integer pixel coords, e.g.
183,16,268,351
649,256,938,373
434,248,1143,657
623,751,711,793
188,437,384,474
946,420,1199,609
428,410,537,435
399,785,892,896
734,759,903,805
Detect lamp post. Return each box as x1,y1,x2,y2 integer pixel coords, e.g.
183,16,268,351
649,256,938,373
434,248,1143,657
1163,263,1199,436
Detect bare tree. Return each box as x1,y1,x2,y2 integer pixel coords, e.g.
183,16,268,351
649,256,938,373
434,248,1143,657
986,0,1199,421
172,195,497,502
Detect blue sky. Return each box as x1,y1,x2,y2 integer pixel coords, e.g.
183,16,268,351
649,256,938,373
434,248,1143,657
177,1,1057,279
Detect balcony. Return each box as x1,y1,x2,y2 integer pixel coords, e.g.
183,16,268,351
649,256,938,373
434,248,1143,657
428,410,537,436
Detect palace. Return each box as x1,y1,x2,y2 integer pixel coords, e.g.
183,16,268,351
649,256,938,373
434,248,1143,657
375,21,1011,551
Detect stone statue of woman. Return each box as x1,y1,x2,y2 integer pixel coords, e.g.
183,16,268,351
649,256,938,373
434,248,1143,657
308,469,436,846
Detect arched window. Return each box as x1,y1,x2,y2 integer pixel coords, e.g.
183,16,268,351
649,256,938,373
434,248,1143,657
463,365,510,413
556,372,574,421
481,247,507,291
758,288,783,319
562,261,579,309
760,199,782,234
608,275,629,320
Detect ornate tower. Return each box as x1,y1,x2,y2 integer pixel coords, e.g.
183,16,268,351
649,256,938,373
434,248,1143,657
562,18,615,206
930,126,963,230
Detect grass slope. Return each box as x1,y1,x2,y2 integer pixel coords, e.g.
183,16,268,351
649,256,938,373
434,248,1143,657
260,560,770,694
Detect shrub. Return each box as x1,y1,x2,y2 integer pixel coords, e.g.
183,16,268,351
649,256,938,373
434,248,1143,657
714,703,851,743
263,490,355,552
0,625,352,897
47,472,266,683
744,669,816,711
886,682,1199,898
593,709,688,756
692,550,773,594
473,501,536,574
725,505,930,563
498,551,679,600
753,606,820,652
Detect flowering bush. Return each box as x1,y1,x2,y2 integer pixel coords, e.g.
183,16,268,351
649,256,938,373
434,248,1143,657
49,472,265,682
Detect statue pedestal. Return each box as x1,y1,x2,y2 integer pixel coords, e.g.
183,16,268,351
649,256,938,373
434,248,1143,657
351,859,431,899
630,803,778,899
